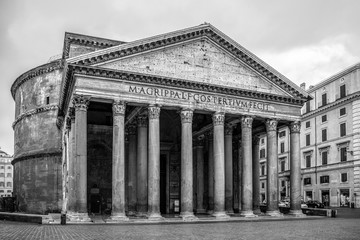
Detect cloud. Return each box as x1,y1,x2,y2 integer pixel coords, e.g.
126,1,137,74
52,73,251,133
259,35,360,88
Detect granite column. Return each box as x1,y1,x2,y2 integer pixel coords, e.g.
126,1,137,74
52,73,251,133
252,135,261,215
127,124,137,216
224,124,234,214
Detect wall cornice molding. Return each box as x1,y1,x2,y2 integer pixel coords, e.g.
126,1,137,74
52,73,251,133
12,104,59,129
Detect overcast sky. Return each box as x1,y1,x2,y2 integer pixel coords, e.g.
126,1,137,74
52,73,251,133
0,0,359,155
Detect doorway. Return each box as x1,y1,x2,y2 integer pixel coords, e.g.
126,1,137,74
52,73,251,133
321,190,330,207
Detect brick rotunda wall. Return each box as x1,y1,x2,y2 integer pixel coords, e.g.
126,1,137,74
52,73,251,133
11,61,63,214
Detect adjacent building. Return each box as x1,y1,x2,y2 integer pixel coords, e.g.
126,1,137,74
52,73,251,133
300,63,360,208
11,24,309,220
0,150,13,197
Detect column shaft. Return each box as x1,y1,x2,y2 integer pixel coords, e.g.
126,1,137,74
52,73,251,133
196,137,205,213
207,133,214,213
67,108,76,213
110,100,128,221
127,124,137,215
212,112,229,219
224,124,233,213
147,106,163,220
136,115,148,215
180,109,197,220
289,122,304,216
252,135,261,215
240,116,256,217
266,119,281,216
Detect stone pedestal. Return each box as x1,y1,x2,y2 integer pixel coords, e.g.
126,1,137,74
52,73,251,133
224,124,234,214
127,124,137,216
110,100,129,221
289,122,306,217
266,119,282,217
136,115,148,217
147,106,164,221
212,112,229,219
69,95,91,222
240,117,257,218
196,136,206,214
252,135,262,215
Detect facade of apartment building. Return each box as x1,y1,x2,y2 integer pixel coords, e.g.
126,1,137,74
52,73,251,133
0,150,13,197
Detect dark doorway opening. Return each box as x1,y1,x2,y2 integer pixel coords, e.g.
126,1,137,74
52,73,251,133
160,154,167,214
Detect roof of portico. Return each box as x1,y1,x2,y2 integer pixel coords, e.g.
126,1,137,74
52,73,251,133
58,23,311,124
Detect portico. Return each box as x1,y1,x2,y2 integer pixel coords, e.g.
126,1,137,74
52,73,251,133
58,24,309,222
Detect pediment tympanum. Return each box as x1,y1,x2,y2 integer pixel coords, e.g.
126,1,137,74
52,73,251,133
97,39,288,96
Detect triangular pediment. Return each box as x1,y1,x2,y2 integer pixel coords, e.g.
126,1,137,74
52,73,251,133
97,39,288,96
66,23,309,100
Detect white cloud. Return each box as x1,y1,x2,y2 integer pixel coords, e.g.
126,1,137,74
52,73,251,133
258,35,360,88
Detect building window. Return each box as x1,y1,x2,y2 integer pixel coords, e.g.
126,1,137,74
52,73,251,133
340,107,346,116
320,175,329,184
260,149,266,158
261,164,265,176
281,180,285,187
322,151,328,165
261,182,265,189
340,123,346,137
6,173,11,178
261,138,265,144
306,134,310,146
322,129,327,142
0,182,4,187
0,173,4,177
321,115,327,123
340,84,346,98
306,101,311,113
341,173,348,182
0,166,3,169
280,160,285,172
280,142,285,153
279,131,286,138
305,155,311,168
322,93,327,106
304,177,311,185
46,96,50,105
0,190,3,193
340,147,347,162
6,182,11,187
306,121,310,128
7,190,11,193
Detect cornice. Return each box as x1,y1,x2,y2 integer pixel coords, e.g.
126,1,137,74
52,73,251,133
12,150,62,165
58,64,306,122
12,104,58,129
307,62,360,93
62,32,125,59
11,60,63,100
302,91,360,120
67,23,309,101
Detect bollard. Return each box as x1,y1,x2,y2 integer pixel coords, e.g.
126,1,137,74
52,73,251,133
61,213,66,225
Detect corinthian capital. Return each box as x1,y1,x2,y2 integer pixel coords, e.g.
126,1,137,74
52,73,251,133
290,121,301,133
266,119,278,132
225,124,234,135
241,116,253,129
137,115,148,127
72,95,90,111
148,105,161,119
212,112,225,126
180,109,193,123
113,100,126,116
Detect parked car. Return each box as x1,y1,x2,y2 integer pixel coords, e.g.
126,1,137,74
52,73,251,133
278,200,290,207
306,200,324,208
301,201,308,208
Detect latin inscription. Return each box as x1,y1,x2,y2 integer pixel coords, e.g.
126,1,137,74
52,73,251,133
128,85,270,111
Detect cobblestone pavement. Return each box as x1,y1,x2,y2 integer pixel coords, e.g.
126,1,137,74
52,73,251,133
1,217,359,240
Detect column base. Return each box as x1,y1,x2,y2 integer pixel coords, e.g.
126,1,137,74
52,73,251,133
239,210,258,218
67,212,92,222
108,213,129,222
180,211,198,221
148,212,164,221
207,210,214,215
196,209,207,214
212,211,230,219
288,210,306,217
226,210,234,215
136,212,148,218
253,208,263,215
266,210,284,217
127,210,137,216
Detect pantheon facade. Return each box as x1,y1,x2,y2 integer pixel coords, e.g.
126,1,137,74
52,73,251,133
11,24,310,221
